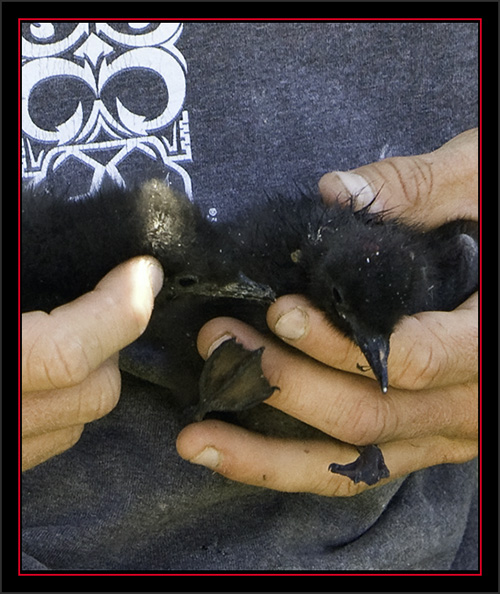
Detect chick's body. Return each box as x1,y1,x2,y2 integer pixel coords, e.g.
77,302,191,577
22,180,478,401
21,180,478,484
227,192,478,391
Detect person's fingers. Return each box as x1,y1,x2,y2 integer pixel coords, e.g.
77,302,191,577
22,356,121,439
197,318,478,446
388,293,479,390
266,292,479,390
177,419,478,497
22,256,163,392
22,425,84,472
319,128,478,226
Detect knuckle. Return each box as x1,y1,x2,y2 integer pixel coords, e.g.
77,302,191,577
265,364,307,412
324,393,390,445
449,322,478,380
391,333,446,391
380,156,434,210
28,328,93,389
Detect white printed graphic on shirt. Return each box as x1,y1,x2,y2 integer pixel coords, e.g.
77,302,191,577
21,22,192,197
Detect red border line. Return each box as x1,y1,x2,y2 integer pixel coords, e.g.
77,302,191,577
18,17,482,578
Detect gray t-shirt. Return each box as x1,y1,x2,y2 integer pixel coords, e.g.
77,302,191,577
21,21,478,571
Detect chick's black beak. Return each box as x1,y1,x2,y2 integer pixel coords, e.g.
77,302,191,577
355,333,390,394
213,273,276,302
163,272,276,303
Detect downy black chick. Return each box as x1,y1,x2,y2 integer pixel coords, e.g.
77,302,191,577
224,191,478,394
218,191,478,485
22,179,274,406
21,179,478,485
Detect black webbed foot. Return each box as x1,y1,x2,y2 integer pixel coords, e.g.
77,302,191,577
195,338,279,421
328,444,390,486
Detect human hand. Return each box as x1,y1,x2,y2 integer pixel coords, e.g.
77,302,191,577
22,256,163,471
177,128,479,496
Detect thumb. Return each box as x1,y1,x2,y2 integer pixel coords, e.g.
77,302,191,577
319,128,478,226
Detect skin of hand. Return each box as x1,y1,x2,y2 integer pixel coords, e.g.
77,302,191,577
21,256,164,471
177,128,479,497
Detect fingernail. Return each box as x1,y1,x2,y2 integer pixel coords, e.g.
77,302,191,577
334,171,377,208
190,446,221,470
274,306,308,340
207,333,234,358
146,258,164,297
